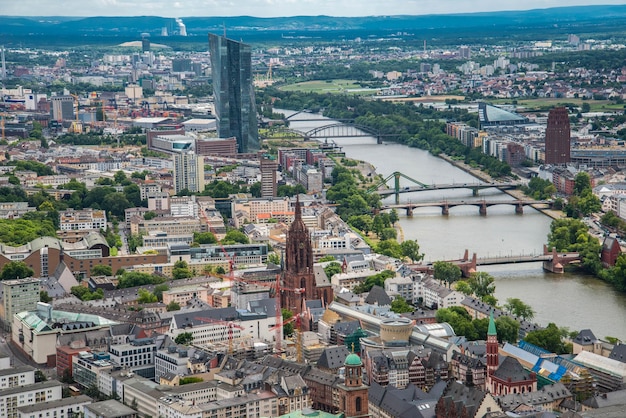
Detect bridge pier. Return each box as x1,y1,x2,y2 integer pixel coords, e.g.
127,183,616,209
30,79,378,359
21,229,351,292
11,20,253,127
472,187,479,197
515,203,523,214
442,204,449,216
543,260,564,274
479,202,487,216
406,206,413,217
377,135,383,145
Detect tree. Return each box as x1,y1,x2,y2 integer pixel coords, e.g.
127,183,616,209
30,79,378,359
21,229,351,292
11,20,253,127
153,284,169,302
323,262,342,280
267,252,280,265
166,301,181,311
374,239,403,259
0,261,34,281
388,209,399,225
35,370,47,383
400,240,424,263
433,261,461,288
137,289,157,304
143,211,157,220
467,272,496,301
40,291,52,303
504,298,535,321
222,229,249,244
524,323,568,354
282,309,294,337
193,232,217,245
495,316,520,344
172,260,193,280
454,280,473,295
391,296,413,313
91,265,113,277
174,332,194,345
379,227,397,241
318,255,337,262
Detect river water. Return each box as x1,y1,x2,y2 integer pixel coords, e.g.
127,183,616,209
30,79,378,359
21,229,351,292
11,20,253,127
278,109,626,341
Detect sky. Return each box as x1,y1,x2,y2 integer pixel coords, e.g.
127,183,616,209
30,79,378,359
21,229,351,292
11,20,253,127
2,0,626,18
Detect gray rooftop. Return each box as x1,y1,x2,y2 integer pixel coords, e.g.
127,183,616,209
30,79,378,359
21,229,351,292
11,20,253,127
85,399,138,417
17,394,92,413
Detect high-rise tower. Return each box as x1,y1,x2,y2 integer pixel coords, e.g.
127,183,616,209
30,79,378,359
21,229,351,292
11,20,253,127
545,107,571,164
260,154,278,198
209,34,259,154
172,150,205,194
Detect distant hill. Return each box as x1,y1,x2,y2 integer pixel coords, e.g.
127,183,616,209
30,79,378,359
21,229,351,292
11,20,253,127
2,5,626,44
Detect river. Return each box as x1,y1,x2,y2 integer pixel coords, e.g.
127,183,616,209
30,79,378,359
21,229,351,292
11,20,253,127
277,109,626,341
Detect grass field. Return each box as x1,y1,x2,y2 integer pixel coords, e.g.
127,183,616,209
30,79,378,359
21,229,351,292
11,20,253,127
279,79,378,95
492,98,626,112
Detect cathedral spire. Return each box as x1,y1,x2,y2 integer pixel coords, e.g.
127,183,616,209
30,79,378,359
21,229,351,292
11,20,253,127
294,194,301,219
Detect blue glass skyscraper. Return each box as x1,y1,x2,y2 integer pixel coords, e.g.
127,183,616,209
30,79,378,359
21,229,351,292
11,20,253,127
209,33,259,153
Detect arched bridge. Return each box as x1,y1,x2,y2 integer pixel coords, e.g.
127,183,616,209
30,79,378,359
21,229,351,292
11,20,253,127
381,199,553,216
263,122,385,143
366,171,519,204
305,123,383,142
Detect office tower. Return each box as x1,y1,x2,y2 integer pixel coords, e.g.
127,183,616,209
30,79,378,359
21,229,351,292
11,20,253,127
50,95,74,121
545,107,571,164
209,33,259,154
141,33,151,52
172,58,192,73
260,154,278,198
173,151,205,194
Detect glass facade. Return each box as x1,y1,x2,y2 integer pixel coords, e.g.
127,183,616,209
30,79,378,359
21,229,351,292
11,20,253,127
209,33,259,153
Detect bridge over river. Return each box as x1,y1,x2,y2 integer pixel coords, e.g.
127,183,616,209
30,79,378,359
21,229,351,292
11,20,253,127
381,199,553,216
408,247,580,276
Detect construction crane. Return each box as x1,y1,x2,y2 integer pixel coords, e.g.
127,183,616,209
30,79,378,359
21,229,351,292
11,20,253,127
194,317,244,354
268,297,310,363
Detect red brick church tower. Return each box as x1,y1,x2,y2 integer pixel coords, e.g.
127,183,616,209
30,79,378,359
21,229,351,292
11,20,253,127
486,310,499,376
282,197,317,315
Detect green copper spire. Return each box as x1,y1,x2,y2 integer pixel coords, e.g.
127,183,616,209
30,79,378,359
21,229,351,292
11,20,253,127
488,310,497,336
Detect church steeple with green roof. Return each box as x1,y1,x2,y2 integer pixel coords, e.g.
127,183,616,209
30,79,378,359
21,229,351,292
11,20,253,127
488,310,497,336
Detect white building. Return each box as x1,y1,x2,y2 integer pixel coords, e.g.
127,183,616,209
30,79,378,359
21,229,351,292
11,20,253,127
59,209,107,231
0,380,63,418
0,365,35,390
17,395,92,418
173,151,205,194
414,277,464,309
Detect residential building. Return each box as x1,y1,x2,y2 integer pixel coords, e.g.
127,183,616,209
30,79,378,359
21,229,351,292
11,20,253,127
0,380,63,418
173,150,204,193
209,34,259,153
0,366,35,390
108,338,158,370
260,154,278,198
0,277,40,331
60,209,107,231
17,395,92,418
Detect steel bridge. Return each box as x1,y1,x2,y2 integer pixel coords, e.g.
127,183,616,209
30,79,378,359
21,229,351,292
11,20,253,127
367,171,519,204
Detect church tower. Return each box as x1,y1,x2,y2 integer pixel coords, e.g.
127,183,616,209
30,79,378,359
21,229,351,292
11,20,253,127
282,196,316,314
339,352,369,418
486,310,499,379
